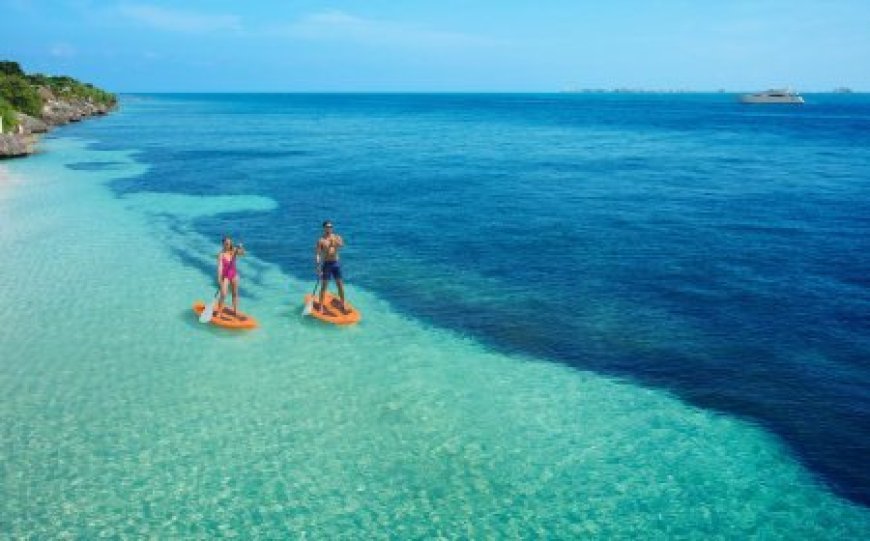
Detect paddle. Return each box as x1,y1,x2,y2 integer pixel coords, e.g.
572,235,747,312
302,279,319,316
200,288,220,323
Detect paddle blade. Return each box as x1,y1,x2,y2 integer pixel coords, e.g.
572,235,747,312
302,299,313,316
199,300,215,323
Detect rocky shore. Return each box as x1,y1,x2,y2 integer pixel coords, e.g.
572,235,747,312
0,86,115,158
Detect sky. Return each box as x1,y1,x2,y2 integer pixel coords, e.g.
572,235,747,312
1,0,869,92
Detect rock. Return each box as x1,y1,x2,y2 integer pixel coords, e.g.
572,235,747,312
40,96,115,126
41,99,76,125
0,81,115,159
0,133,36,158
15,112,49,134
37,86,54,101
2,85,116,157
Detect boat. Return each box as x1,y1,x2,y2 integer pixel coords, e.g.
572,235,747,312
739,89,804,104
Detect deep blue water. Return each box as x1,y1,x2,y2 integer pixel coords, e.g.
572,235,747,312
66,93,870,506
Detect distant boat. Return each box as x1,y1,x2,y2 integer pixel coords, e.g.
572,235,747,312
833,87,853,94
739,89,804,104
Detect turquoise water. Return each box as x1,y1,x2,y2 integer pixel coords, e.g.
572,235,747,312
96,93,870,505
1,95,870,537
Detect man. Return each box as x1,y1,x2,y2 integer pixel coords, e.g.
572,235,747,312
315,220,347,313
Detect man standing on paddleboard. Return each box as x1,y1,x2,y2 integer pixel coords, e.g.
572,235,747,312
315,220,347,313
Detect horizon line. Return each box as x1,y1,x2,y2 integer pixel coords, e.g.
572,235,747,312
115,89,868,95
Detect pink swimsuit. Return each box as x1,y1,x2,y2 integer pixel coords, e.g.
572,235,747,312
221,254,237,280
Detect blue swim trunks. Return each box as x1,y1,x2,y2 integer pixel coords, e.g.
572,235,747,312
321,261,342,281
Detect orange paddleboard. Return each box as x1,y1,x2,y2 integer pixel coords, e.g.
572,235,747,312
304,292,361,325
193,301,259,329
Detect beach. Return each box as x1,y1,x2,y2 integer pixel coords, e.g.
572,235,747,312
2,95,870,537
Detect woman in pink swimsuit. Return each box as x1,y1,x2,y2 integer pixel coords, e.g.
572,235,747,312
217,236,246,316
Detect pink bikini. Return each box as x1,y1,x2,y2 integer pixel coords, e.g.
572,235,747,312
221,254,237,280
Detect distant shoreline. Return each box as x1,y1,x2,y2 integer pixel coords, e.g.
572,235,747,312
0,60,116,159
0,95,115,159
116,89,866,95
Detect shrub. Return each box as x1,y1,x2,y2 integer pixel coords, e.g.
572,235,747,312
0,74,43,117
26,72,50,87
0,97,19,133
0,61,115,125
0,61,25,77
25,73,116,107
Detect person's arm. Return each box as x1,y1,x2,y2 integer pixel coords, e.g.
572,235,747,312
235,243,246,257
333,234,344,247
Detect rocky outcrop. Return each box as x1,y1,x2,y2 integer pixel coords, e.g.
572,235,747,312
41,94,112,125
1,86,115,158
15,112,48,134
0,133,37,157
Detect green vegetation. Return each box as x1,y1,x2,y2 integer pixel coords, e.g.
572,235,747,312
0,96,18,132
0,60,115,133
0,61,25,77
0,73,43,117
26,73,116,106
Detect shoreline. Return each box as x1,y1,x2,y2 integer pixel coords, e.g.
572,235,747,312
0,98,114,158
1,60,116,158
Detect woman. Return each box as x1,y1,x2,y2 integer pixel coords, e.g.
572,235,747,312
217,235,246,316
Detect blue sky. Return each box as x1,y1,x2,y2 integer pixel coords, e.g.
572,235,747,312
2,0,868,92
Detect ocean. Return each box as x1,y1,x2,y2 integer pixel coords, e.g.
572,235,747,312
2,93,869,537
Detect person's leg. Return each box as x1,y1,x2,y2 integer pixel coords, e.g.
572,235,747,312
336,278,346,312
218,277,228,313
231,276,240,315
319,265,329,313
332,263,346,312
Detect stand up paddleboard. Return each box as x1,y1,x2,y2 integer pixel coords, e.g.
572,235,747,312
304,292,361,325
193,301,259,329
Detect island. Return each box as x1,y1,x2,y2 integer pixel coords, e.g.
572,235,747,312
0,60,116,158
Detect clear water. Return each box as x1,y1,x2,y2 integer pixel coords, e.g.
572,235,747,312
1,94,869,538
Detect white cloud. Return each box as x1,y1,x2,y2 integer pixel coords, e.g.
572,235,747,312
269,10,498,49
118,3,241,33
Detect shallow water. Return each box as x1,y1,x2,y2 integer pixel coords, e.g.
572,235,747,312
1,95,870,537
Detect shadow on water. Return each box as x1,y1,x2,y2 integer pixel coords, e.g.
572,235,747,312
178,308,262,339
66,161,127,171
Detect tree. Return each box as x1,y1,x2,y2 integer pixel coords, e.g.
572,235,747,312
0,61,25,77
0,74,43,117
0,97,19,132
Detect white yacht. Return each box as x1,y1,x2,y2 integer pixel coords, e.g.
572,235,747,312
740,89,805,104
